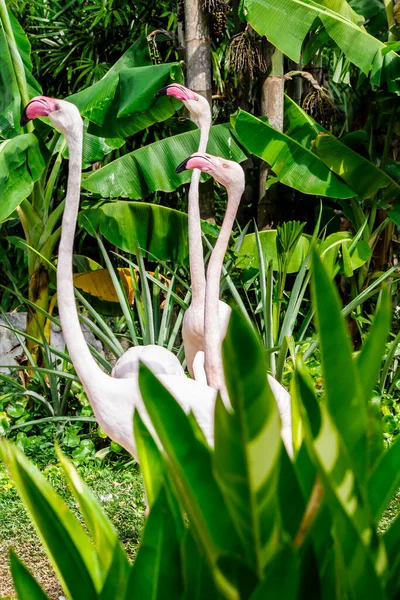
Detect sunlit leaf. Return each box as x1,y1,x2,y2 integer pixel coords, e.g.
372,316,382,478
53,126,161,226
241,0,400,92
82,124,247,199
232,110,355,198
314,133,400,202
0,134,46,222
9,550,50,600
214,310,282,572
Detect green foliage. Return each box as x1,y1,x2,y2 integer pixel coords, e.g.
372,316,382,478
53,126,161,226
231,109,355,198
0,134,46,222
2,254,400,599
241,0,400,93
81,124,247,199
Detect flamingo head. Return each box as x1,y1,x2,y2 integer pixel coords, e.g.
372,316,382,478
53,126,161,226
21,96,82,134
176,152,245,193
155,84,211,128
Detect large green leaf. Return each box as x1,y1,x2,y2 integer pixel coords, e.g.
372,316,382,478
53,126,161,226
63,121,125,168
78,201,189,263
0,440,101,598
242,0,400,92
67,38,184,138
283,94,326,147
0,9,41,139
314,133,400,203
0,134,46,222
237,230,311,272
56,448,129,581
138,364,242,595
10,551,50,600
250,544,299,599
82,124,247,199
367,435,400,522
125,487,183,600
236,229,370,273
214,310,283,575
294,365,388,599
315,0,364,24
383,515,400,595
181,529,224,600
232,110,355,198
356,290,391,407
311,249,368,481
134,411,165,509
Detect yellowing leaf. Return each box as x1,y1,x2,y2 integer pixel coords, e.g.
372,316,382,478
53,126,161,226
73,268,136,304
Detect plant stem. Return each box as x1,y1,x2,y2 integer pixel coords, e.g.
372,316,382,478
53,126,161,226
293,476,323,548
0,0,32,131
384,0,397,41
381,103,396,171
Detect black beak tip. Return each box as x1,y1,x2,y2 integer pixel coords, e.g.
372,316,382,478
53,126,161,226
20,111,29,127
155,86,169,98
175,157,190,174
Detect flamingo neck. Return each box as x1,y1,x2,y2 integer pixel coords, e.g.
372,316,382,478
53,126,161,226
57,123,104,387
204,185,243,389
187,122,210,304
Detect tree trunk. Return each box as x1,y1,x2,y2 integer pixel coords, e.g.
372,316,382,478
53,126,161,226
257,45,285,229
184,0,215,220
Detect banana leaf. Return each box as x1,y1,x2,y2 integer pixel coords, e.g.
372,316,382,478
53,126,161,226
242,0,400,92
314,133,400,203
73,268,135,304
81,124,247,199
0,9,41,139
232,109,355,198
315,0,364,24
237,230,311,272
236,229,370,273
78,202,189,263
67,41,184,138
63,121,125,168
0,134,46,222
283,94,327,147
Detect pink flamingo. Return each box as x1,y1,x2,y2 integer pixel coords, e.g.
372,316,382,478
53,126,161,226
155,84,230,383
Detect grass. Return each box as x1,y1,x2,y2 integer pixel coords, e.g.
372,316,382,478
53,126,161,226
0,455,145,600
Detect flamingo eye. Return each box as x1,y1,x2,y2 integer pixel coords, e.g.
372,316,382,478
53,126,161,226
194,96,199,101
222,163,229,168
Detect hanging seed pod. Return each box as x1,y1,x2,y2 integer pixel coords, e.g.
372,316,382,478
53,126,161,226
302,88,337,129
147,33,162,65
202,0,230,37
227,28,267,80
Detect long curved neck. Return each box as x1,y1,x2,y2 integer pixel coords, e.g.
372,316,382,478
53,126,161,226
57,123,104,386
187,121,210,304
204,185,243,389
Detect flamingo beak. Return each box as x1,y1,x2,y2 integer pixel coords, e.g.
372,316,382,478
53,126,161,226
175,154,214,173
175,157,190,173
20,108,31,127
155,84,197,102
20,96,58,127
154,86,169,98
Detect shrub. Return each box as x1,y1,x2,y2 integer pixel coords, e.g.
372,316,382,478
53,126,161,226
1,251,400,599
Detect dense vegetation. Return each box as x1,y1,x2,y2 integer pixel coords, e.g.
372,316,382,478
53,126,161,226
0,0,400,597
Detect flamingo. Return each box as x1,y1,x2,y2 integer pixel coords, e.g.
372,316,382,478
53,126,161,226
21,97,218,459
176,153,293,454
21,97,292,459
155,84,230,382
